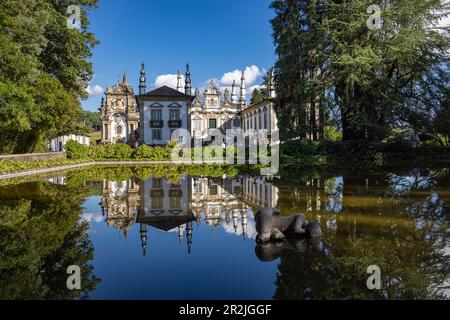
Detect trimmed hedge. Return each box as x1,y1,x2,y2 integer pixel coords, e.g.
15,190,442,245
65,142,174,161
65,141,243,162
0,158,88,173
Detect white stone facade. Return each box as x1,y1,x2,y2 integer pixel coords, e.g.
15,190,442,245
49,134,90,152
100,74,140,145
137,86,193,146
190,80,242,140
100,63,279,146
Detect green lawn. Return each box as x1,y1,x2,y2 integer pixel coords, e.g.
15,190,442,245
88,131,101,144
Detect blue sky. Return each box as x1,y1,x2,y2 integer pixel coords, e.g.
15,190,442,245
82,0,276,111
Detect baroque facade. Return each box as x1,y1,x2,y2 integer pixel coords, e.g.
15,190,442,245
99,63,279,146
100,73,140,144
98,175,279,256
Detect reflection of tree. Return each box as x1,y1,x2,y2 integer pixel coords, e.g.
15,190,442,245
0,182,99,299
274,169,450,300
274,217,449,299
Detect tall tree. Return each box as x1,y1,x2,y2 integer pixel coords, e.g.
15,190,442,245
270,0,450,142
0,0,98,153
251,88,263,104
270,0,327,141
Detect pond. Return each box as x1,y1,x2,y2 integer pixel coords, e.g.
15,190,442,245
0,166,449,300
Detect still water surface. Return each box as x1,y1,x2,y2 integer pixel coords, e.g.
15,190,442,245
0,167,449,299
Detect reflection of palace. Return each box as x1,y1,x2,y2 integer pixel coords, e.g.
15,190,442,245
99,175,279,256
136,176,194,255
101,180,140,238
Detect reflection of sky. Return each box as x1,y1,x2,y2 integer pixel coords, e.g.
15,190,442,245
388,173,435,195
325,176,343,213
82,196,104,230
81,212,104,224
220,209,258,240
82,196,278,300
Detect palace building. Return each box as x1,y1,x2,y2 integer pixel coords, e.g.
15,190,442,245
99,63,279,146
100,73,140,144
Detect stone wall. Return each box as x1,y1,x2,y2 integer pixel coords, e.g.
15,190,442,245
0,152,66,162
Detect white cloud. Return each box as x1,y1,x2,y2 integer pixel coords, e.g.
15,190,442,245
81,212,104,223
85,84,104,97
431,3,450,34
220,211,257,240
197,65,264,97
437,13,450,29
154,65,265,99
248,84,265,93
153,74,185,89
220,65,262,87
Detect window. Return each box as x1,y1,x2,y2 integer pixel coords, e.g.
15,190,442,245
151,109,162,121
194,120,202,131
151,195,163,210
170,195,181,209
209,184,218,196
170,109,180,120
152,178,162,189
116,125,122,135
258,112,262,129
152,129,162,141
209,118,217,129
264,108,268,129
169,189,183,210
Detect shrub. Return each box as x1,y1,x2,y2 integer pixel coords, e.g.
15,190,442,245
65,140,90,159
89,145,105,159
281,139,321,155
149,146,168,161
113,143,133,159
133,144,152,159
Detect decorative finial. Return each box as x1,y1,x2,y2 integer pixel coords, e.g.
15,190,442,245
269,69,276,98
185,64,192,96
177,70,184,93
140,224,148,256
186,221,193,254
139,62,146,95
240,70,247,104
224,88,229,103
231,80,238,104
